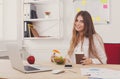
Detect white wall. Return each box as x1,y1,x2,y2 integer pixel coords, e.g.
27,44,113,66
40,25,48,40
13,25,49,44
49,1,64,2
0,0,3,40
4,0,120,61
3,0,17,40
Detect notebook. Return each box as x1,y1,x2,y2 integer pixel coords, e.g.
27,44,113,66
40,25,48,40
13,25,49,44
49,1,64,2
7,43,52,73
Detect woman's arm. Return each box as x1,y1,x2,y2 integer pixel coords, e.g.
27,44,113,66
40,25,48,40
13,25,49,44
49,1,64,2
92,34,107,64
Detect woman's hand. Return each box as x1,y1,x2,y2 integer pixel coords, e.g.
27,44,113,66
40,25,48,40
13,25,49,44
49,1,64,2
64,55,72,64
81,57,92,65
51,55,55,62
65,58,71,64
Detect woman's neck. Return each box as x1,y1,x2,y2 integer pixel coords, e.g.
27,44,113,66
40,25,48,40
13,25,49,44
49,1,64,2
79,33,84,41
78,33,84,52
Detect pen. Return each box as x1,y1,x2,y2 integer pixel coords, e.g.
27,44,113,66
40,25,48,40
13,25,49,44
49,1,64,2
68,70,77,73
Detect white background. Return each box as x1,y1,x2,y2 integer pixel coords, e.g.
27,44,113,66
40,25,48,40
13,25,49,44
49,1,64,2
1,0,120,60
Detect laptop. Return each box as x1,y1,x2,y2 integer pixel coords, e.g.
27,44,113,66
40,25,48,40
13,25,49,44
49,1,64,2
7,43,52,73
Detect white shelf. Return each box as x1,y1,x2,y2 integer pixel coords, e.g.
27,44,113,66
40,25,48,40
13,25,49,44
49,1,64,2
23,0,63,39
24,0,57,4
24,1,50,4
24,36,59,40
24,18,59,22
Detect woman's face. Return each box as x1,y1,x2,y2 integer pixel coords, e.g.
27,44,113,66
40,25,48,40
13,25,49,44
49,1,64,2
75,15,85,33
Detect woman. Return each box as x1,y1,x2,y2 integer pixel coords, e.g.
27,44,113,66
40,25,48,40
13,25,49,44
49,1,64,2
66,11,107,65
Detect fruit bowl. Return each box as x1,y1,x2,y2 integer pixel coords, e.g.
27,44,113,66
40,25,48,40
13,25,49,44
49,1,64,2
54,56,65,65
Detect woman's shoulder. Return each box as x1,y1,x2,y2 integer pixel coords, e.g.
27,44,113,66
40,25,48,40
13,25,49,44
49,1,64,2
93,33,102,39
93,33,105,49
93,33,103,42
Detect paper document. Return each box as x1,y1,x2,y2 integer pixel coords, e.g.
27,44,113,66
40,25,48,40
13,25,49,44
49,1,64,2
81,67,120,79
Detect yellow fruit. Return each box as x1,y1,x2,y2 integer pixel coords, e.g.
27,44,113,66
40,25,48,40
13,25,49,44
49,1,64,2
52,49,60,54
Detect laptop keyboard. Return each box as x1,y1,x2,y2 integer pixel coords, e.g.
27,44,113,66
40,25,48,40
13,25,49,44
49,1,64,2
24,66,40,71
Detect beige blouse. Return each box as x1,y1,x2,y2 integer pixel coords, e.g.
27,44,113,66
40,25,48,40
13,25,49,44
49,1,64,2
67,34,107,64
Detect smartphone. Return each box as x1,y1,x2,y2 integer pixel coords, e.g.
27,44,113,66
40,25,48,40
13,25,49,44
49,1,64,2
64,64,72,69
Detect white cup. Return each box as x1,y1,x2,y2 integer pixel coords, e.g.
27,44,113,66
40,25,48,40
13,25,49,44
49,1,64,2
44,11,51,18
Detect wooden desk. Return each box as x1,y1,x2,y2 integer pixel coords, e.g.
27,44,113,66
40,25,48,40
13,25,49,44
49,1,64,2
0,59,120,79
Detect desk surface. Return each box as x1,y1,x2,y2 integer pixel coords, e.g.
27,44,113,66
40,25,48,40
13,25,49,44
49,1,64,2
0,59,120,79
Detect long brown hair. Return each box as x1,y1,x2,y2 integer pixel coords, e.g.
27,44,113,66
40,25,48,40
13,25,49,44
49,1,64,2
68,11,103,64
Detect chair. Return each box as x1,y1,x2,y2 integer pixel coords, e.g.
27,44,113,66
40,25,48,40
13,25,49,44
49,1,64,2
104,43,120,64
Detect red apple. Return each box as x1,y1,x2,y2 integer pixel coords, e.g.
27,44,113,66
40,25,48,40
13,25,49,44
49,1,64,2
27,55,35,64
